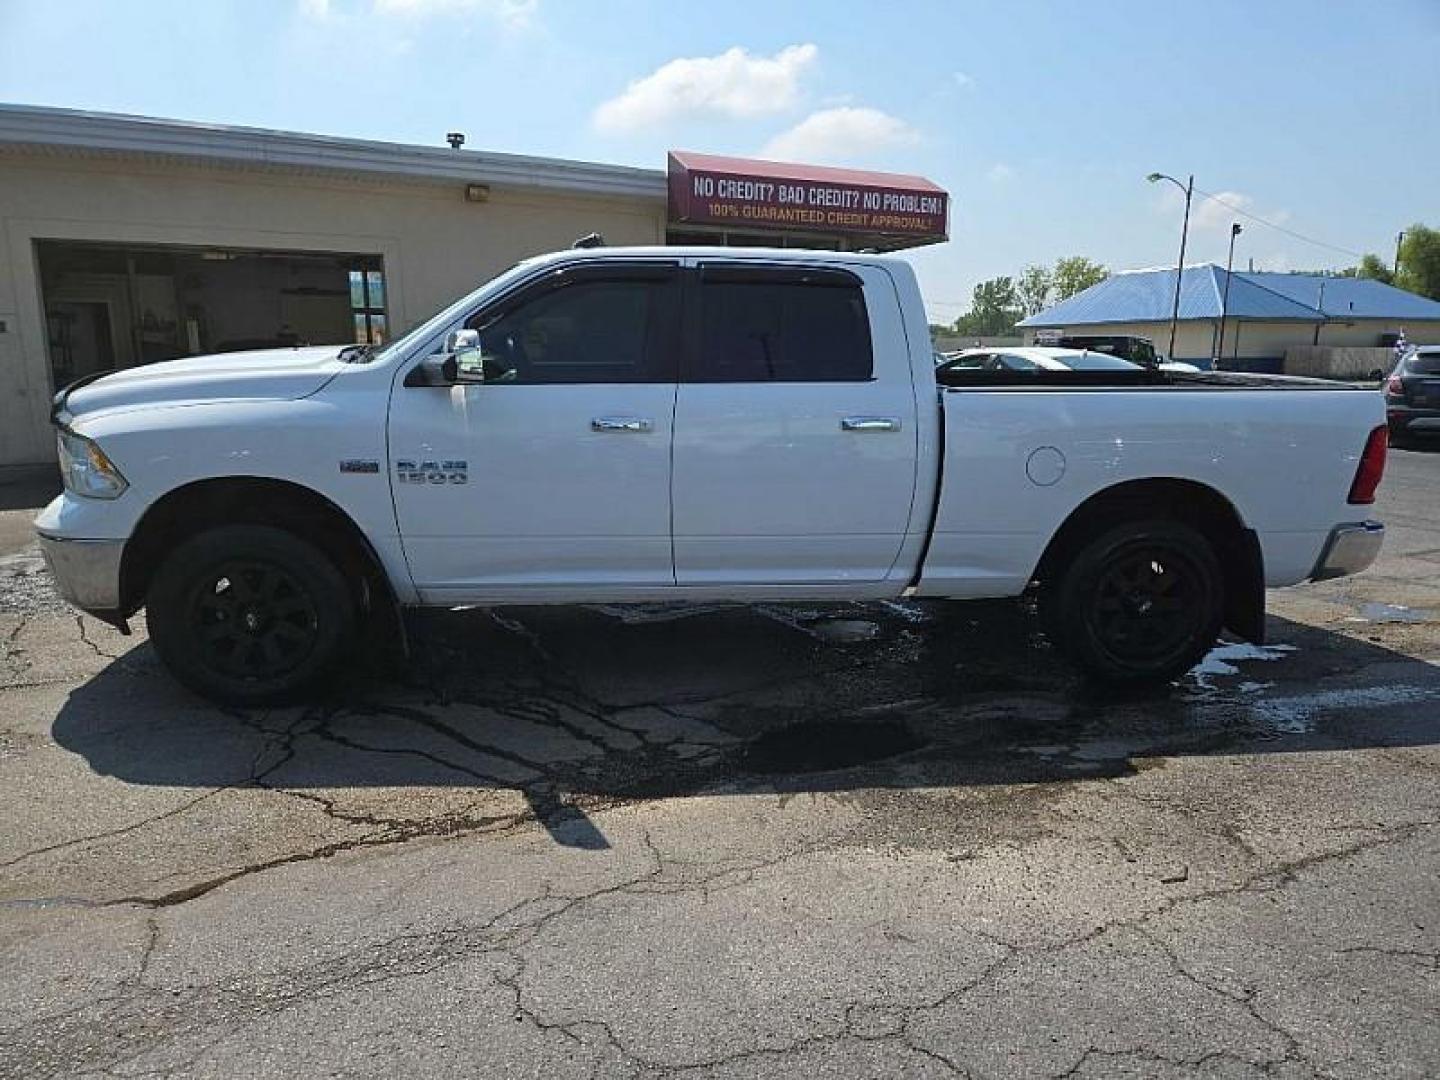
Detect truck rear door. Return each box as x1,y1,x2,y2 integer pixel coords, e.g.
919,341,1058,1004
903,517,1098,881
671,262,919,586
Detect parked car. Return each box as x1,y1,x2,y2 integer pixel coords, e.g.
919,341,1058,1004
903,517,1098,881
1036,334,1203,373
1053,334,1160,366
37,246,1387,703
1385,346,1440,447
940,346,1197,374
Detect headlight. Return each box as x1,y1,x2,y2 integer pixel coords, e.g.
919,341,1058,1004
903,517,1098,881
56,429,128,499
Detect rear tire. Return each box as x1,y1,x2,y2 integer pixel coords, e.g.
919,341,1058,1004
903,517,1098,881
1048,519,1223,686
147,525,355,705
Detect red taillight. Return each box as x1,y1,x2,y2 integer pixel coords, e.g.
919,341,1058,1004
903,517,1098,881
1348,424,1388,505
1386,374,1404,396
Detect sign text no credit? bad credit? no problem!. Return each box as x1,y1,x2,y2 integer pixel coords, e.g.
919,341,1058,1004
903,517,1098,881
696,176,944,216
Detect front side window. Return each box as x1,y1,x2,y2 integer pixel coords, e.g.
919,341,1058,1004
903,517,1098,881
463,273,678,384
694,268,873,382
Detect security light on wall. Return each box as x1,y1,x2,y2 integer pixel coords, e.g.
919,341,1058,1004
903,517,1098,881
464,184,490,203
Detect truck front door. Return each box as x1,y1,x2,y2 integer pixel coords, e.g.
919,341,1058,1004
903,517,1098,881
387,262,681,599
671,262,919,586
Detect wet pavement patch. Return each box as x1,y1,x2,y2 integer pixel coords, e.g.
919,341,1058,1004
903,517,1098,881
1352,602,1430,624
740,718,927,775
807,618,881,643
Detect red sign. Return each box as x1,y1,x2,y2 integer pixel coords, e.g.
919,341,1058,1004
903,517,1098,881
667,151,948,240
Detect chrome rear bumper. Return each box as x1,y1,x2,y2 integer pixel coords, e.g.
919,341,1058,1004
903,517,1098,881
35,532,124,612
1311,521,1384,582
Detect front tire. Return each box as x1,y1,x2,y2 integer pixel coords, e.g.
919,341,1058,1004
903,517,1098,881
1049,519,1223,686
147,525,355,705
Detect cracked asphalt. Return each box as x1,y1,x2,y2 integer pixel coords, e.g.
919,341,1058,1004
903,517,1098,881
2,450,1438,1079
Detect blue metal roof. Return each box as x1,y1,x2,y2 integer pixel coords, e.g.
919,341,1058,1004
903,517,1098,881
1242,273,1440,320
1019,266,1440,327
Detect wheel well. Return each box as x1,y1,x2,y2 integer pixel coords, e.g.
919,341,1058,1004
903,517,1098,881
119,477,393,618
1032,478,1266,644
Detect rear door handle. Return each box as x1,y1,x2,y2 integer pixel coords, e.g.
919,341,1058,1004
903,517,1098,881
591,417,654,433
840,416,901,432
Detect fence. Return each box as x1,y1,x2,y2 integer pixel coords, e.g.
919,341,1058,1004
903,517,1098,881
1283,346,1394,380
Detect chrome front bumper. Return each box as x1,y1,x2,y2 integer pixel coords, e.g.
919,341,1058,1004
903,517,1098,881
1311,521,1384,582
35,532,125,612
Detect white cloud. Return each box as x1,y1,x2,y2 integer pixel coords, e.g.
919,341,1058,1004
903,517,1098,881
1155,187,1291,238
1192,190,1253,232
953,71,973,88
593,44,818,134
372,0,539,29
987,162,1013,183
297,0,331,17
760,106,920,165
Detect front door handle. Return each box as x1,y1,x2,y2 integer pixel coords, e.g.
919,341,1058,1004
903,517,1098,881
592,417,654,433
840,416,901,432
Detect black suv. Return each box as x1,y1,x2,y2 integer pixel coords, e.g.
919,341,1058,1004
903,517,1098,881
1052,335,1160,368
1385,347,1440,447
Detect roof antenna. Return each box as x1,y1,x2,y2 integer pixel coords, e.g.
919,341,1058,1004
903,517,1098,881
572,232,606,249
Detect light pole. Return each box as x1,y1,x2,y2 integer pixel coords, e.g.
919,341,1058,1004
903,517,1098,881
1216,222,1242,369
1148,171,1194,362
1395,231,1406,278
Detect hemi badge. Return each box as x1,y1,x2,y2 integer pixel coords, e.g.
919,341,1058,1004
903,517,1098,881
339,459,380,474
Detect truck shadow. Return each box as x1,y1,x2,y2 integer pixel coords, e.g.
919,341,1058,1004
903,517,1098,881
51,601,1440,848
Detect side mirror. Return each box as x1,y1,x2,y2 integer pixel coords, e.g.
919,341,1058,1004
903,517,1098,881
403,329,483,387
445,329,479,353
447,329,486,383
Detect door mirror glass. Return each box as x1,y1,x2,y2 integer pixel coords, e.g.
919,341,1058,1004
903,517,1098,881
454,347,486,382
443,328,485,383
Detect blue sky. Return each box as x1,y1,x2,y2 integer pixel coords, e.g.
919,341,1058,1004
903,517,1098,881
2,0,1437,320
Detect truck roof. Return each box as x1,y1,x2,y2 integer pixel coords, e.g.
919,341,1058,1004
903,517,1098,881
518,245,905,269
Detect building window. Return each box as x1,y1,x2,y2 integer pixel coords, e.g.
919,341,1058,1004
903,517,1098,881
349,267,388,344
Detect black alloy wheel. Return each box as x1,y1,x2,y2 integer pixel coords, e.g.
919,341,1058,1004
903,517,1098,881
147,525,355,705
1052,519,1224,685
188,559,320,682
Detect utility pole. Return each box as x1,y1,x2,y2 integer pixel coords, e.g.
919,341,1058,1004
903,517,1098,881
1147,172,1194,362
1395,231,1406,278
1216,223,1242,369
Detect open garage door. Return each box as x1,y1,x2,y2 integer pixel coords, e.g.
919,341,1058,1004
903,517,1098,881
36,241,386,389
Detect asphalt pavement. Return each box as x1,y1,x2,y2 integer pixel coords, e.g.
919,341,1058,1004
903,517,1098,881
1,450,1438,1079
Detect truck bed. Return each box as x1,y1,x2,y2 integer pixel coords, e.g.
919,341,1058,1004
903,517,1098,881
917,378,1383,599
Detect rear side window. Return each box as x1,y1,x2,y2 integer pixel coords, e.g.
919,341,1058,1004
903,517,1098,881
1409,354,1440,375
694,267,873,382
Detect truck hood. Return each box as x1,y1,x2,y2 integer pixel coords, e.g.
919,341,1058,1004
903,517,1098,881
58,346,349,424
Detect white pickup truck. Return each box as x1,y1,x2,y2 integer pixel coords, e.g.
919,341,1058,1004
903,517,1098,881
36,246,1388,703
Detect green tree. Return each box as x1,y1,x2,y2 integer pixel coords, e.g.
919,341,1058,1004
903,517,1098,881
1051,256,1108,301
1351,254,1394,284
954,276,1020,337
1397,224,1440,300
1016,264,1052,317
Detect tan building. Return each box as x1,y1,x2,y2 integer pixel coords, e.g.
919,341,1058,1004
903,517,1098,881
0,105,949,468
